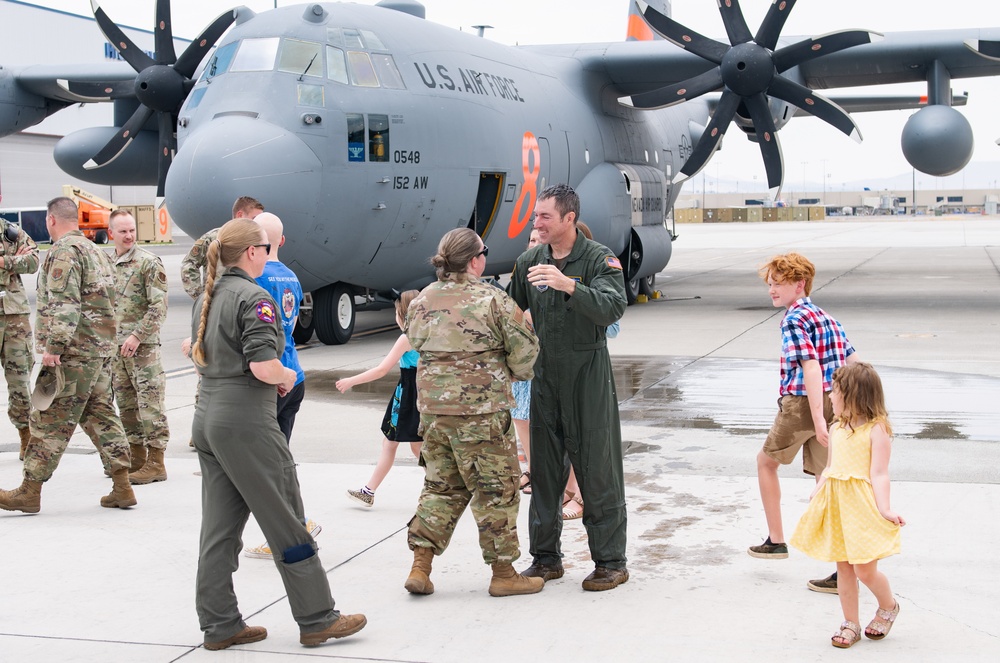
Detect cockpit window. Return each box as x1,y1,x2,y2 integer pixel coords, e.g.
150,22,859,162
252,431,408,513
360,30,388,52
278,39,323,79
370,54,405,89
341,28,365,50
327,46,349,85
230,37,280,72
200,41,238,81
347,52,379,88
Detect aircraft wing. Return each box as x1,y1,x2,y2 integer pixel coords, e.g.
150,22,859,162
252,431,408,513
798,29,1000,89
533,28,1000,98
826,93,968,114
14,63,137,103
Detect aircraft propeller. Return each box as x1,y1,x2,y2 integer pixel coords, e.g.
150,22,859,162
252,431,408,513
85,0,236,196
621,0,880,194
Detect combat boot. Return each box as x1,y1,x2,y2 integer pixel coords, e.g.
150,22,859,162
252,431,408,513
128,444,147,473
488,562,544,597
129,447,166,485
18,427,31,461
0,479,42,514
101,468,137,508
404,546,435,595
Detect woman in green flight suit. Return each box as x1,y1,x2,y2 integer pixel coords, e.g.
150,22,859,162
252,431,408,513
189,218,365,651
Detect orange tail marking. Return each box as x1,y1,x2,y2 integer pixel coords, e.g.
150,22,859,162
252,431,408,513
627,14,655,41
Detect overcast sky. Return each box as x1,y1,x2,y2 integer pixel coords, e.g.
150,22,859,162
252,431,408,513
29,0,1000,191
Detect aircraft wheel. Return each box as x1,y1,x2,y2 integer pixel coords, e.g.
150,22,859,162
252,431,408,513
625,276,641,305
639,275,656,298
292,311,314,344
94,230,108,244
314,283,355,345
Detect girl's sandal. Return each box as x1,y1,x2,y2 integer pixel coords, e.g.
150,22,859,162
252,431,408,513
865,601,900,640
831,621,861,649
562,494,584,520
519,472,532,494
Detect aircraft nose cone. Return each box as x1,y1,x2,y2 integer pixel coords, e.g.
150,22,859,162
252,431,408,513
165,116,322,234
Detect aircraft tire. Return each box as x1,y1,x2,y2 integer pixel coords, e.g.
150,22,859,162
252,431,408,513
625,276,641,305
639,275,656,299
292,312,314,344
314,283,355,345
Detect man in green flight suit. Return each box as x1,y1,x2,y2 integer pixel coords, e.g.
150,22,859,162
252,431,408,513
508,183,629,591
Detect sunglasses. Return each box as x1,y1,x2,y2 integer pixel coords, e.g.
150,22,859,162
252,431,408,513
478,244,489,257
252,243,271,255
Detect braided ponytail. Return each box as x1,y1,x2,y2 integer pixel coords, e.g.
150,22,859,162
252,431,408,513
191,239,220,367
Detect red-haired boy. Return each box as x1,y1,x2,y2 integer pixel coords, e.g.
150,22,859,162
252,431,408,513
750,253,859,594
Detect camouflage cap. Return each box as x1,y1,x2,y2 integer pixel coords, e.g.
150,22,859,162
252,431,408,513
31,365,65,411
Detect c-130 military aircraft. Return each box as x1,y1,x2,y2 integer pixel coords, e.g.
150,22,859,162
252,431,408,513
3,0,1000,344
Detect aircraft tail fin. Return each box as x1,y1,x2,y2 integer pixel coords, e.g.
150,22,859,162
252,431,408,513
626,0,671,41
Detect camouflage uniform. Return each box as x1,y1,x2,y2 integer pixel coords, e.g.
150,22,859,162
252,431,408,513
0,226,39,432
25,230,129,482
181,228,219,299
404,273,538,564
112,246,169,449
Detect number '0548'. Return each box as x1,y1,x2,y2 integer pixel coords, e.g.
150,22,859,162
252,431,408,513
393,150,420,164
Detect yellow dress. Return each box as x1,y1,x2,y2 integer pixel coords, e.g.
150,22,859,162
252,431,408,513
790,421,901,564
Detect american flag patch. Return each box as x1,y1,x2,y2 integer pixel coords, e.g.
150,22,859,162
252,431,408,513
606,256,622,270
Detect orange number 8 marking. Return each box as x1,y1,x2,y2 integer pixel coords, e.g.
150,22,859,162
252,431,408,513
158,208,169,236
508,132,540,238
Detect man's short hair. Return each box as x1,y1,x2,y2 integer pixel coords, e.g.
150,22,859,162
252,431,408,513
759,252,816,296
537,184,579,222
46,196,78,224
232,196,264,217
108,208,134,228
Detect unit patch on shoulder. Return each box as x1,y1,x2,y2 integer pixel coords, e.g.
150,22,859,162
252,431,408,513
256,300,276,324
606,256,623,270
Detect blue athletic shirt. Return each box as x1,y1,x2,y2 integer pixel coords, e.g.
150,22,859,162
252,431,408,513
255,261,305,385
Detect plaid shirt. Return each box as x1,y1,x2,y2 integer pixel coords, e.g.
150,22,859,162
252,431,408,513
778,297,854,396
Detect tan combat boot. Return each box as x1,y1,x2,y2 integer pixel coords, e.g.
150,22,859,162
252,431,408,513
18,428,31,461
404,546,435,595
0,479,43,514
101,468,137,508
129,447,166,485
488,562,544,597
128,443,147,473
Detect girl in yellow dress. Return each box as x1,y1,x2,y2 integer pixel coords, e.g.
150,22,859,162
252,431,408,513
790,362,905,649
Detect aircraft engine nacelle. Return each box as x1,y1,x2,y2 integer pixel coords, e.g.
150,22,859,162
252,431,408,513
575,162,672,281
901,105,974,177
734,96,796,138
53,127,159,186
0,70,49,138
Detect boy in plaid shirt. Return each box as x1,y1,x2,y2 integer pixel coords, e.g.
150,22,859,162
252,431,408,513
749,254,859,593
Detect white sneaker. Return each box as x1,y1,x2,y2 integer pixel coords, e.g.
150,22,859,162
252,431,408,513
346,488,374,508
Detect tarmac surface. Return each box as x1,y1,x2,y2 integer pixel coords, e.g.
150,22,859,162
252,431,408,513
1,217,998,661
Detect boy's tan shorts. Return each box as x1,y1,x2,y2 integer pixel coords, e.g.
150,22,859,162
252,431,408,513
762,393,833,476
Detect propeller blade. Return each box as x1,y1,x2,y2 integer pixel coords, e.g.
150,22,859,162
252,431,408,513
744,92,784,190
154,0,176,65
773,30,883,73
91,1,155,72
84,104,154,170
768,75,862,142
718,0,753,46
174,10,238,78
621,67,723,110
156,112,176,197
633,0,728,64
755,0,798,51
677,89,741,181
